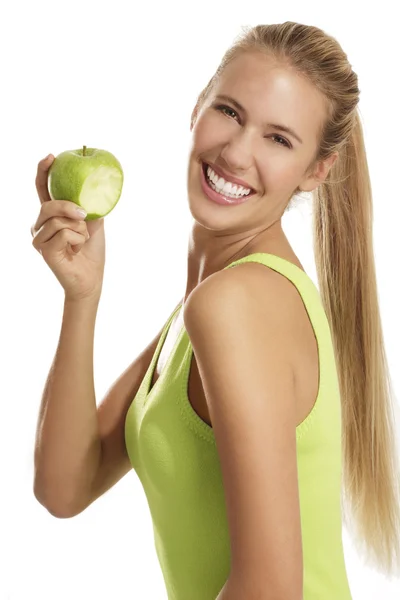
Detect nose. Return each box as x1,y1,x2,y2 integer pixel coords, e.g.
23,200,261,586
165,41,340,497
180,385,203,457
219,130,254,174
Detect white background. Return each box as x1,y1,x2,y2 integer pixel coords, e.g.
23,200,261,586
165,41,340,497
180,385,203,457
1,0,399,598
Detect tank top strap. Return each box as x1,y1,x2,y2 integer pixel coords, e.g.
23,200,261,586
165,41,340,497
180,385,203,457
223,252,324,306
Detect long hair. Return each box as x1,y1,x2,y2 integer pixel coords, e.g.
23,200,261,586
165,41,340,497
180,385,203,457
191,22,400,578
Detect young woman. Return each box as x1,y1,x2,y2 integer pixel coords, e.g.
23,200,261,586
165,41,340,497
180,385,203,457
32,22,400,600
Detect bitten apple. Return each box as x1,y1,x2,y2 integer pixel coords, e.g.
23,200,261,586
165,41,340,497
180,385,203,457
48,146,124,220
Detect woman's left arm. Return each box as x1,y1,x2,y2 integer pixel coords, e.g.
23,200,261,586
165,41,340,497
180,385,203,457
183,267,304,600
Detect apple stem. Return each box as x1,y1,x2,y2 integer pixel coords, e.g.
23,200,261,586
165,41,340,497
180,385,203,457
83,145,86,156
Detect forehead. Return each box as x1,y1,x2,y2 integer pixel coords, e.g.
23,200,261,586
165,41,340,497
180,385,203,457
213,51,327,142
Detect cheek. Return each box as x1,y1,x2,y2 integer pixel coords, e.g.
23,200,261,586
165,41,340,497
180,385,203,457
259,162,300,194
267,159,299,181
193,120,219,148
191,112,229,149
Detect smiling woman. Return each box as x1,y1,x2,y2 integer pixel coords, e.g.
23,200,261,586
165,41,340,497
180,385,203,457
127,21,400,599
33,19,400,600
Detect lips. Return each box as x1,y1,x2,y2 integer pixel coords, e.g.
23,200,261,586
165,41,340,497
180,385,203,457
200,160,254,206
202,161,256,193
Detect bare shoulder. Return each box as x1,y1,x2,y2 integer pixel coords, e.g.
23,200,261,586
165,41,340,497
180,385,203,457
183,260,306,388
183,259,302,336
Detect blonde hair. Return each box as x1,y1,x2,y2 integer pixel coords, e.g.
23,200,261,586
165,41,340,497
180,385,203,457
192,22,400,578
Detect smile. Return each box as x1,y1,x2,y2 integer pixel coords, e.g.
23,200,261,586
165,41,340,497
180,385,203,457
202,162,255,199
200,162,256,206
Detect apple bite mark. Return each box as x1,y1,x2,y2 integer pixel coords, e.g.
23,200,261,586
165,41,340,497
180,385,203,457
79,166,123,218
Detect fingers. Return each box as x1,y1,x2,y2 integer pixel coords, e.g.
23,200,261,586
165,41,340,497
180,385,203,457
31,215,89,254
35,154,54,205
31,199,87,241
42,226,88,256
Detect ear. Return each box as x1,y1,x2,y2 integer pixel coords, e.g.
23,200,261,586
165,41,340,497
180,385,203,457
299,151,339,193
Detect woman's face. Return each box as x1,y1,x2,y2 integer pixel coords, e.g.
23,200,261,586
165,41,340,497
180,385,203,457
186,51,335,231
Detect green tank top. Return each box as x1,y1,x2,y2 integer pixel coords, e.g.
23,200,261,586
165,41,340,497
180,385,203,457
124,252,353,600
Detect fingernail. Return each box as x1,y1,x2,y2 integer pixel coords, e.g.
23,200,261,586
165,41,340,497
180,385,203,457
76,208,87,218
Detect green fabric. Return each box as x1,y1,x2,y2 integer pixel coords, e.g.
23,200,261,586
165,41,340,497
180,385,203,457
125,252,353,599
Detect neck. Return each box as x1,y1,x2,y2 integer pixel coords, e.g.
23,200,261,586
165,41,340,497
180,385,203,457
182,219,295,304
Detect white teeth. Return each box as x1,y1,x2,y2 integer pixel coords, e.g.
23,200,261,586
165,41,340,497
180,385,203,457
206,166,252,197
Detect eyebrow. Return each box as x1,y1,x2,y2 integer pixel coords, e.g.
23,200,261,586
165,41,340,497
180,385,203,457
214,94,304,145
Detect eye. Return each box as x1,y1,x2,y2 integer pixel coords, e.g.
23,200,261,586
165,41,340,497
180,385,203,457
214,104,239,120
269,134,291,149
213,104,292,149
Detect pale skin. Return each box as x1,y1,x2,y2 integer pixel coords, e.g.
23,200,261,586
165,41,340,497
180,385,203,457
180,51,339,598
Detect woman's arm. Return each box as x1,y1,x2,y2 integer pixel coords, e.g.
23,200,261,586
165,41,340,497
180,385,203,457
183,265,303,599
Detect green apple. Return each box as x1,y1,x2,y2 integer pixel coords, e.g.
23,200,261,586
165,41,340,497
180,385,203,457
48,146,124,220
